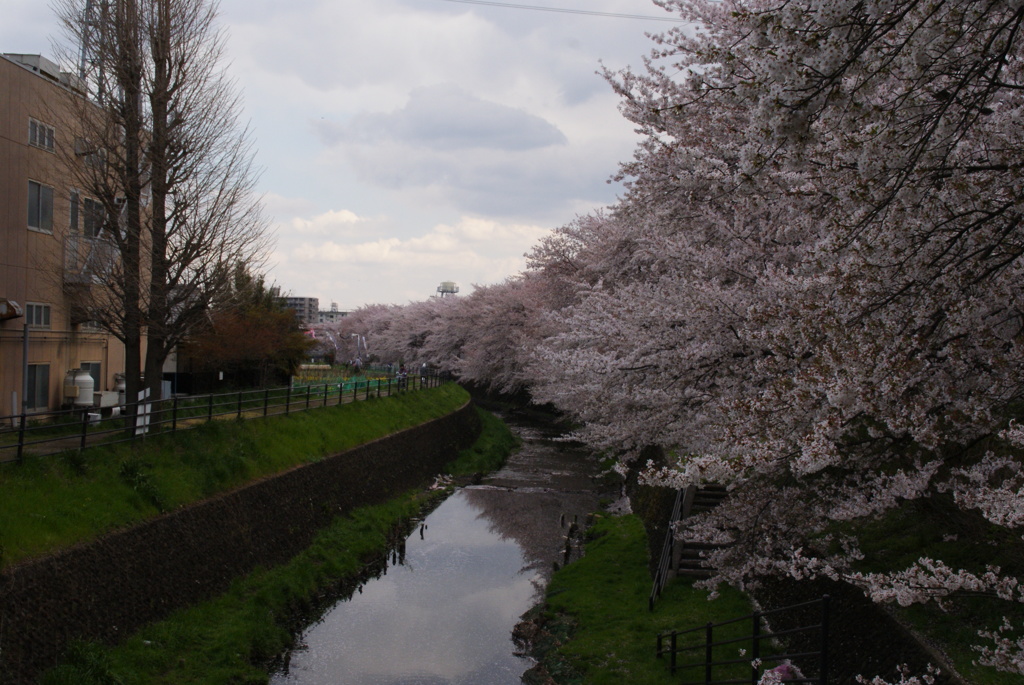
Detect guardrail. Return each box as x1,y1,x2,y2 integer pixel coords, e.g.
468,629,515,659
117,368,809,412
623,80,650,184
650,486,688,610
0,372,447,463
656,595,830,684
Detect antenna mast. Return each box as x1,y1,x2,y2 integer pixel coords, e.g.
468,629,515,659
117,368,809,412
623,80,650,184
77,0,108,103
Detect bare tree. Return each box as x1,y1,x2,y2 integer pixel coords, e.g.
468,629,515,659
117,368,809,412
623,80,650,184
51,0,271,417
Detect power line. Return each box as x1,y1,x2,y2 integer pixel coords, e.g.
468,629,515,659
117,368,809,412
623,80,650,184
432,0,687,22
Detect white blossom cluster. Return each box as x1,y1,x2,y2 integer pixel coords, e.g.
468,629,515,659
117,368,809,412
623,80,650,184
847,559,1024,608
855,664,939,685
976,618,1024,673
941,453,1024,528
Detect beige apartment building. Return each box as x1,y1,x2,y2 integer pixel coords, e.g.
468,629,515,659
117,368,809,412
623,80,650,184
0,53,126,417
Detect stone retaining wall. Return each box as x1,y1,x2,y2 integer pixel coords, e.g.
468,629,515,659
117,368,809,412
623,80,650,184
0,401,480,684
753,575,967,684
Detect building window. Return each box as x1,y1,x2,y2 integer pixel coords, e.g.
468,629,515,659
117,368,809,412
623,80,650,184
71,192,104,236
26,303,51,329
84,148,106,170
28,180,54,233
84,198,104,237
75,137,106,169
29,119,55,151
81,362,102,390
27,364,50,410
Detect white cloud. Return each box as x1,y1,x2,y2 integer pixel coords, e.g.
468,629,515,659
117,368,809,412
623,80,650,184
6,0,668,306
286,208,370,236
289,215,547,266
270,211,548,306
320,84,567,152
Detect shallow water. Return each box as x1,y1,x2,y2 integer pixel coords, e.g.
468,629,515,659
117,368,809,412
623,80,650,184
269,415,603,685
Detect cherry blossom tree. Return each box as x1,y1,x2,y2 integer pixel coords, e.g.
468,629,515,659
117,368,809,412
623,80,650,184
334,276,563,394
524,0,1024,674
312,1,1024,674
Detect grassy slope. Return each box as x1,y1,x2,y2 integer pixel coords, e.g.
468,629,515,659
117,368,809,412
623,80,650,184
531,514,753,685
0,384,470,570
40,402,518,685
536,503,1024,685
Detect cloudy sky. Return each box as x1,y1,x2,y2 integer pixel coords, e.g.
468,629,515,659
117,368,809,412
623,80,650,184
3,0,682,309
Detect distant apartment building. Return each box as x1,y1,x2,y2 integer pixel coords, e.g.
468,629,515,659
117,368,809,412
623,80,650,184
279,296,319,326
271,293,348,326
0,53,127,416
318,302,348,324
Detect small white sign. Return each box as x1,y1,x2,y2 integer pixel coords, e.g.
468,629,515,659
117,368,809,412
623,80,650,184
136,387,151,435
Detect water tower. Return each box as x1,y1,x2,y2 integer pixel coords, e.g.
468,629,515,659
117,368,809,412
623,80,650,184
436,281,459,298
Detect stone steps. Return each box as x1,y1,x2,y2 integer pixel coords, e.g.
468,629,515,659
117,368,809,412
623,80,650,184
670,485,728,580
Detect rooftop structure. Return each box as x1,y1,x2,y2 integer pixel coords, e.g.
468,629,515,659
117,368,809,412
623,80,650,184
436,281,459,298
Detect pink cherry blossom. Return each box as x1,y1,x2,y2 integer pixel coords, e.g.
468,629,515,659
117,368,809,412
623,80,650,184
316,1,1024,676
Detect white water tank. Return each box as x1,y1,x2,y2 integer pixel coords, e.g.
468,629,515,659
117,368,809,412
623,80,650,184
68,369,95,407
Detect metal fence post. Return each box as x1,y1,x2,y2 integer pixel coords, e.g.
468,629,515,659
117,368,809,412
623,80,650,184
286,385,291,414
264,388,269,417
172,395,178,432
751,611,761,685
207,393,214,422
237,390,243,419
705,622,714,685
323,383,329,407
671,630,678,675
377,379,381,398
305,384,311,409
17,411,26,463
820,595,830,685
80,410,89,451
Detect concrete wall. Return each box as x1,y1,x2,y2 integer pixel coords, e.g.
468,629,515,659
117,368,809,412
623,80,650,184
0,402,480,684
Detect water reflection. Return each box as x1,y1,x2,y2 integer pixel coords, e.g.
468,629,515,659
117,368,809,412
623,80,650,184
270,415,605,685
271,492,538,684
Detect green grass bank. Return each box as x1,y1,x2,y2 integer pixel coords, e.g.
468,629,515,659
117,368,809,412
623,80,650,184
0,383,470,570
37,400,518,684
528,502,1023,685
522,514,752,685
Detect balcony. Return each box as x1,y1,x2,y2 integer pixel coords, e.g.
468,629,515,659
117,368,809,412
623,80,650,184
64,234,117,286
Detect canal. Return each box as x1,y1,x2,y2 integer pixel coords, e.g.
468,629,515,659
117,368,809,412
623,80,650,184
270,412,609,684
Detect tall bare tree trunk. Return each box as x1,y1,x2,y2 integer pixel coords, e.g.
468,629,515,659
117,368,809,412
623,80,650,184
117,0,146,428
52,0,272,415
144,0,171,401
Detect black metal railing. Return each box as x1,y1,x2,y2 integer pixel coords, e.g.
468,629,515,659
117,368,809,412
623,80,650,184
650,485,689,610
0,372,447,463
656,595,830,685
